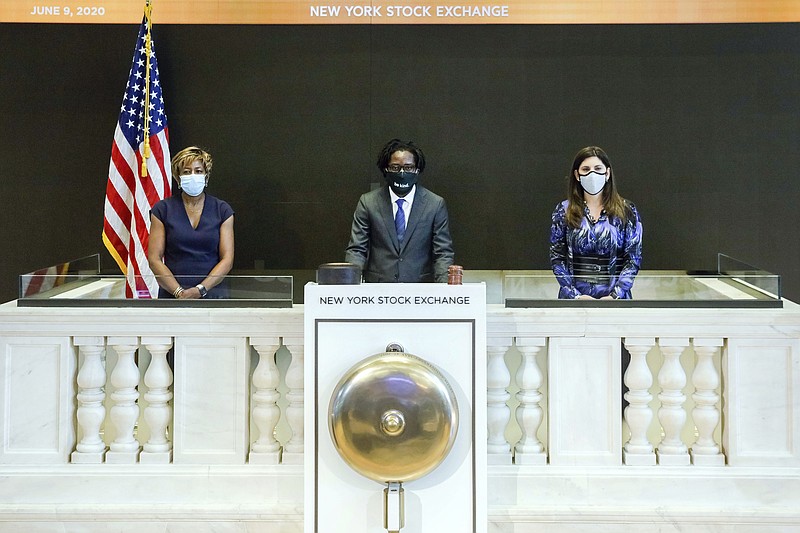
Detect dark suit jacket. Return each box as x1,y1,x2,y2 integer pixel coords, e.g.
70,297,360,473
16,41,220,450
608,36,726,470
345,186,454,282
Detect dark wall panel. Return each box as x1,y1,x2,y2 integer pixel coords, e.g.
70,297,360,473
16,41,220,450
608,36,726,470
1,23,798,302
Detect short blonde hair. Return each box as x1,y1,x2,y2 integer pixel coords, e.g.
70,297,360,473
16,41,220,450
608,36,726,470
171,146,213,179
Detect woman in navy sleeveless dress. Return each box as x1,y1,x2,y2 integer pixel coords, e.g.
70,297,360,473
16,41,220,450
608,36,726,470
148,146,234,299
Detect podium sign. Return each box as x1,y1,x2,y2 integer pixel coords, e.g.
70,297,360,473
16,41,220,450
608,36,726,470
304,282,487,533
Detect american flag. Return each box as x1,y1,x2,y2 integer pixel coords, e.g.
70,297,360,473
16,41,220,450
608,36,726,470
102,3,171,298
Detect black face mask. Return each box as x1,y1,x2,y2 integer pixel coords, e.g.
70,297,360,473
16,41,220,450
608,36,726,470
384,171,418,196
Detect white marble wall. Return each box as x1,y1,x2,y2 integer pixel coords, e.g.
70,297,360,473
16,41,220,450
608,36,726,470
0,295,798,532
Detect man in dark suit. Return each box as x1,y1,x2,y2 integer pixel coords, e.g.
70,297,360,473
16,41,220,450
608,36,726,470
345,139,454,282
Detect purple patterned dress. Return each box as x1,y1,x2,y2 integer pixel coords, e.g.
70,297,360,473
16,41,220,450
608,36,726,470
549,200,643,299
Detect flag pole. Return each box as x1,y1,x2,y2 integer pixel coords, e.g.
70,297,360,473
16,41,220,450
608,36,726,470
141,0,153,176
104,0,170,298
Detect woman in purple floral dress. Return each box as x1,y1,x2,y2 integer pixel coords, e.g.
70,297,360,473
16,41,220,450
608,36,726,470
549,146,643,299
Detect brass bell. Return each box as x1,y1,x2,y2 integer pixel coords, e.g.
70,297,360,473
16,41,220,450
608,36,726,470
328,345,459,531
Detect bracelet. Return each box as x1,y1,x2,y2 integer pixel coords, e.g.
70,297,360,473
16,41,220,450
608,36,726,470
173,286,184,298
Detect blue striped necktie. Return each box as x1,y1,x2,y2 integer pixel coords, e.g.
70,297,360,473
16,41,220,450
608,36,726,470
395,199,406,243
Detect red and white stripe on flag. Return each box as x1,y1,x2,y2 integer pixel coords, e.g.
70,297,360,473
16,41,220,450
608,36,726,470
102,8,171,298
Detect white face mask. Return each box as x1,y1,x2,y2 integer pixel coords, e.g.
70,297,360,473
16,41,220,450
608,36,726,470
180,174,206,197
579,171,607,195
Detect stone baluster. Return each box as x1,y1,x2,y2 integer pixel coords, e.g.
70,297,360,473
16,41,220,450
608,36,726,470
623,337,656,466
656,338,690,465
106,337,141,463
282,339,304,464
140,338,173,464
71,337,107,464
690,338,725,466
487,339,512,464
514,337,547,465
249,338,282,464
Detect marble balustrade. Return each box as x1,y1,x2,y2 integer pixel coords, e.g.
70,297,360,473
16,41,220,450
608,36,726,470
485,303,800,468
1,303,797,466
1,302,796,468
0,299,798,531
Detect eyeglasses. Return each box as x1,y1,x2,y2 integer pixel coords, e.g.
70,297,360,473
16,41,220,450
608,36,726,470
386,165,418,173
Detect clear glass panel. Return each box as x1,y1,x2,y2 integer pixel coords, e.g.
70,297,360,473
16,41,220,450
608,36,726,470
463,254,781,308
19,260,293,308
19,254,101,298
717,253,781,300
18,254,780,309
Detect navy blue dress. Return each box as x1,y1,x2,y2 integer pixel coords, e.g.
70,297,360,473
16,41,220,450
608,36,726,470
151,194,234,298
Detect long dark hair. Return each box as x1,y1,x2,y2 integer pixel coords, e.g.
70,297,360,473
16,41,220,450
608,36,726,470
565,146,631,228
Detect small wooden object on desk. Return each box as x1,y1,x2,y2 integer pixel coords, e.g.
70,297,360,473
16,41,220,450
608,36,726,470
447,265,463,285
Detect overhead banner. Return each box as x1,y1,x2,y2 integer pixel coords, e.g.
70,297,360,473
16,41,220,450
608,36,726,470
5,0,800,24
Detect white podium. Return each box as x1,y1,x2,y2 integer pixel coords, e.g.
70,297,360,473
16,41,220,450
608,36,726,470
304,282,487,533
